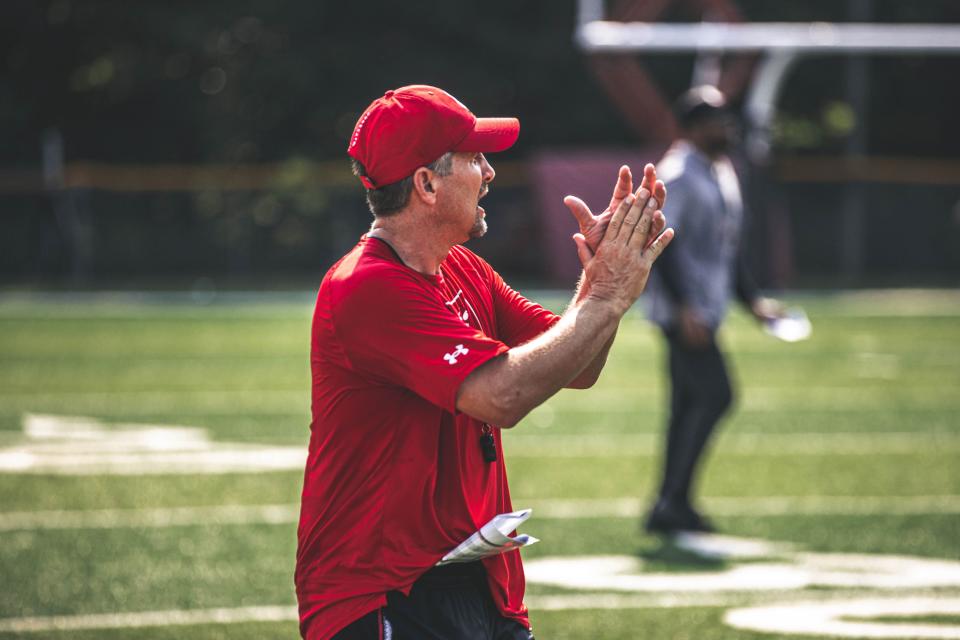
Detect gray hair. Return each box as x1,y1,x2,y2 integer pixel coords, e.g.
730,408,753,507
351,152,454,217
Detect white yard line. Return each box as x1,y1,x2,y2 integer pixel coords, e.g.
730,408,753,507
707,495,960,517
2,590,957,633
529,495,960,519
505,432,960,457
528,589,960,612
0,605,297,633
0,504,299,531
529,592,747,611
725,596,960,638
2,495,958,532
3,389,957,412
0,596,840,633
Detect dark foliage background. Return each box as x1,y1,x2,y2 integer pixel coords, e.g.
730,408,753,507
1,0,958,285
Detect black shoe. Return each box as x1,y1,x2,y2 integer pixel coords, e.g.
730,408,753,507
644,500,716,534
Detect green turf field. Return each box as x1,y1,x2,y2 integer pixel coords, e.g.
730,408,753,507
0,290,958,639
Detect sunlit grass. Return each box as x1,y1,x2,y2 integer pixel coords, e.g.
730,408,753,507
0,291,958,638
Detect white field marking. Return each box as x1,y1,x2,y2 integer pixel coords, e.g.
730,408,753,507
0,605,297,633
0,414,306,475
528,592,753,611
0,390,304,410
523,553,960,593
1,592,955,634
524,388,960,413
527,589,959,612
725,597,960,638
671,532,792,560
526,495,960,519
2,495,958,532
4,386,957,409
0,504,299,532
505,432,960,457
706,495,960,517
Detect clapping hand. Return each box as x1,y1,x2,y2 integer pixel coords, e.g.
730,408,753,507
577,183,674,316
564,163,667,265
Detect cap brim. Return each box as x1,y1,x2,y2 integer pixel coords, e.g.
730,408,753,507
454,117,520,153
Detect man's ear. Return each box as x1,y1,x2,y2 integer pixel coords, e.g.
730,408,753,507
411,167,437,204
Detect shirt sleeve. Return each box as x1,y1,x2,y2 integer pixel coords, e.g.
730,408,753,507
333,267,510,414
489,265,560,347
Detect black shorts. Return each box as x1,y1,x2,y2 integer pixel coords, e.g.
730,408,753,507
331,562,534,640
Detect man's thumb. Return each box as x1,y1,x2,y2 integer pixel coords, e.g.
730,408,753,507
572,233,594,267
563,196,592,226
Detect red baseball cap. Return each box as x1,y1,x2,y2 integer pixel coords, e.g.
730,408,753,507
347,85,520,189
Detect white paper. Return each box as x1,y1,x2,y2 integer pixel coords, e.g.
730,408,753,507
437,508,539,565
764,308,811,343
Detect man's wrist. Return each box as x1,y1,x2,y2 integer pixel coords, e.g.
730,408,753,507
574,272,591,301
582,291,630,321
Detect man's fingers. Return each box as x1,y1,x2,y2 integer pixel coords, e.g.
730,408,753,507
627,192,658,248
616,186,652,241
605,189,640,242
563,195,594,229
645,211,666,250
607,164,663,213
639,163,656,192
654,180,666,209
639,164,660,205
607,165,633,212
643,228,675,262
572,233,593,267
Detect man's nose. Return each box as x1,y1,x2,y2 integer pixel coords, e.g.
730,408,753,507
480,154,496,183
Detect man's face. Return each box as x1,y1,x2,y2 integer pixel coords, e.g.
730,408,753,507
435,151,496,241
698,114,738,156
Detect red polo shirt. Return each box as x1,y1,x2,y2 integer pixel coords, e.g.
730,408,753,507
296,236,559,640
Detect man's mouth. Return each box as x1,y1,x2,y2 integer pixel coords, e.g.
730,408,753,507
476,186,489,217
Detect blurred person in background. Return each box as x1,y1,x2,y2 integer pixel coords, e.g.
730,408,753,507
296,84,672,640
642,85,783,535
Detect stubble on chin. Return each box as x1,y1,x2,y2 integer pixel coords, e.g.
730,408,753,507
469,214,487,239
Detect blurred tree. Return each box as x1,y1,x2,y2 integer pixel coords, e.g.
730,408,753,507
0,0,957,284
1,0,957,164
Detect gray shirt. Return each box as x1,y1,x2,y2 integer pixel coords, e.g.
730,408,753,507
644,140,747,330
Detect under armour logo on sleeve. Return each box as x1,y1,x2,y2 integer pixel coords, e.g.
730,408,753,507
443,344,469,365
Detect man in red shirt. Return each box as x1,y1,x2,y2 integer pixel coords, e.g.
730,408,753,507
296,85,673,640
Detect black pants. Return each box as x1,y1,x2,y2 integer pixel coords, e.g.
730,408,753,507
331,562,534,640
657,329,733,507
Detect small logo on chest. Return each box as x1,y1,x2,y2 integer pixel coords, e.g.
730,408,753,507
445,289,471,324
443,344,470,365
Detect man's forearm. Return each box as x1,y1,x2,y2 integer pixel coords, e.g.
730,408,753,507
456,296,621,427
564,272,617,386
567,330,616,389
558,271,615,388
